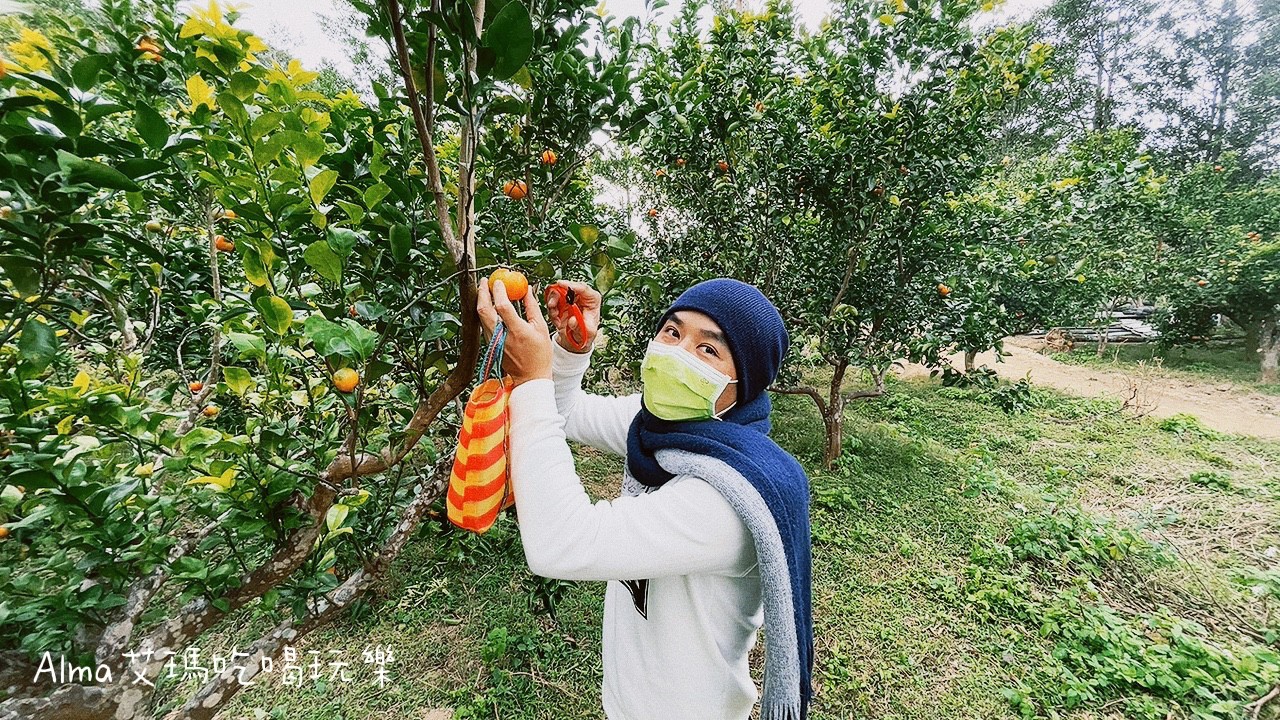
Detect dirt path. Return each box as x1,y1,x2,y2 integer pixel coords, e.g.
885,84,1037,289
892,336,1280,440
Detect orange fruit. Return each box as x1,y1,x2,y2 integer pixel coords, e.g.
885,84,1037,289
937,284,951,297
202,405,220,417
655,168,667,178
1196,279,1209,287
1214,165,1224,172
647,208,659,218
221,209,238,220
675,158,686,168
502,179,529,200
489,268,529,301
0,527,8,539
754,101,764,112
188,381,204,392
333,368,360,393
541,149,558,165
717,160,729,173
214,235,235,252
136,38,161,54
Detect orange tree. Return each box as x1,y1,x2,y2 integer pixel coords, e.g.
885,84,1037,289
628,0,1050,466
0,0,636,717
1152,155,1280,381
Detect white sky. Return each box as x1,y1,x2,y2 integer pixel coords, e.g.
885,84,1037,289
213,0,1049,77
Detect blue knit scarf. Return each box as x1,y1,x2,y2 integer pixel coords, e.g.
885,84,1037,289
623,389,814,720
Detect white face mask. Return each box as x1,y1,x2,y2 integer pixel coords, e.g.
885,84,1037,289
640,339,738,421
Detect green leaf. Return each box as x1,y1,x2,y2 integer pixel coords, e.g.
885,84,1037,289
303,314,352,358
362,182,391,208
309,168,339,206
135,102,171,150
229,71,259,99
483,1,534,80
45,102,82,137
241,243,269,286
390,224,411,263
227,332,266,360
342,320,380,361
303,241,342,284
326,227,359,259
179,426,222,453
71,55,111,91
217,91,249,126
592,251,618,294
255,295,293,335
0,256,41,296
58,151,141,192
17,318,58,374
223,366,254,396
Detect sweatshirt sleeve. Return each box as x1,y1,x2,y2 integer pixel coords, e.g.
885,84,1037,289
507,377,757,582
550,333,642,457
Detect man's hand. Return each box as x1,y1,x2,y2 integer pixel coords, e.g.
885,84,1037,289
544,280,602,353
477,278,552,387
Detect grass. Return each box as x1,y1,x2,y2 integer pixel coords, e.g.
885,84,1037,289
1050,339,1280,396
207,371,1280,720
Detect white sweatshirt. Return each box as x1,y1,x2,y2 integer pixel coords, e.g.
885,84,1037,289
506,338,765,720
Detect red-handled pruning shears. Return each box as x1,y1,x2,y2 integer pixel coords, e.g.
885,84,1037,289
544,284,590,351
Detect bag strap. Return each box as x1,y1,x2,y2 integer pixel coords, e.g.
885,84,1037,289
478,322,507,384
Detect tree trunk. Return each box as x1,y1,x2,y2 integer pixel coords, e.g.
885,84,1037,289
821,359,848,469
964,350,977,373
1260,316,1279,384
1244,319,1260,355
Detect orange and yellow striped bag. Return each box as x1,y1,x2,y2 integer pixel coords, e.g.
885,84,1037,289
446,322,516,533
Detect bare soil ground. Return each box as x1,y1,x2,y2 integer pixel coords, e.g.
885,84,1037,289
893,335,1280,439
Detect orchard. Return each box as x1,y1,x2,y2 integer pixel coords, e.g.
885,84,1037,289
1,0,1278,719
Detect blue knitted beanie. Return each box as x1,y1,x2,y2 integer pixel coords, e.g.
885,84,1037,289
655,278,789,404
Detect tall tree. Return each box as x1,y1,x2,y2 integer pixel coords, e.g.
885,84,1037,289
1140,0,1280,169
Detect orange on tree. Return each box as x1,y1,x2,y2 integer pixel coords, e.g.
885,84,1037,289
202,405,220,417
716,160,729,173
1197,279,1209,287
675,157,686,167
333,368,360,393
1214,165,1224,172
937,283,951,297
188,381,204,392
136,37,161,54
502,179,529,200
0,527,8,539
214,235,235,252
655,168,667,178
540,149,558,165
220,209,237,220
489,268,529,301
647,208,659,218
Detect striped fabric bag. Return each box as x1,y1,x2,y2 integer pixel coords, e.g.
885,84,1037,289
446,322,516,533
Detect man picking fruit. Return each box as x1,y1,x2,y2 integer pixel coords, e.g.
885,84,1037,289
476,276,813,720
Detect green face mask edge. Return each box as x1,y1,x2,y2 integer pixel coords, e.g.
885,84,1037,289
640,339,738,422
